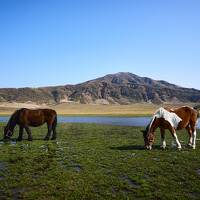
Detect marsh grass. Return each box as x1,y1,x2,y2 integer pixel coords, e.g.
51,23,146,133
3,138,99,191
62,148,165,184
0,103,163,116
0,123,200,199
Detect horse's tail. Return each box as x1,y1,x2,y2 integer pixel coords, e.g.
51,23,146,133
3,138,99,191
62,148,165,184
52,114,57,130
193,105,200,118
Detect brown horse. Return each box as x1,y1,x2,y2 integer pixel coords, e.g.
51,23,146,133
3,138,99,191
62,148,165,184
142,106,199,150
4,108,57,141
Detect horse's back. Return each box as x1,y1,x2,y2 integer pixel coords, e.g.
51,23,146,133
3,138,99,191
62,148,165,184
39,109,57,116
171,106,198,129
41,109,57,121
158,106,197,130
19,108,56,116
172,106,197,118
18,108,57,126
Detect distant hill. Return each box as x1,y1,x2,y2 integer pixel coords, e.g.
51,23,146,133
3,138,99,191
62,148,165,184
0,72,200,105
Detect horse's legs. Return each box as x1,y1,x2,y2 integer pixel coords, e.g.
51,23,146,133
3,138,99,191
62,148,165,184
190,121,197,149
169,127,181,149
17,126,24,141
25,126,33,141
44,124,52,140
160,128,166,149
173,132,182,149
192,129,197,149
186,125,193,147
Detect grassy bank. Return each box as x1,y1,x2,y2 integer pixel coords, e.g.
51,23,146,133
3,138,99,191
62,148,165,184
0,123,200,199
0,102,195,116
0,103,159,116
51,103,159,116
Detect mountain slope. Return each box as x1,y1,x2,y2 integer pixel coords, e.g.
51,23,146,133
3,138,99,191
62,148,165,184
0,72,200,104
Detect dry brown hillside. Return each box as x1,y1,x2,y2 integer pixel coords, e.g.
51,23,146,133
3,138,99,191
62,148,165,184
0,72,200,105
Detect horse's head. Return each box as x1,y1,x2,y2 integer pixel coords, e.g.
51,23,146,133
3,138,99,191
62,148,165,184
3,126,13,139
142,129,155,150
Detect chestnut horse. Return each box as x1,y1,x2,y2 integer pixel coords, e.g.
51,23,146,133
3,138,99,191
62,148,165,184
4,108,57,141
142,106,199,150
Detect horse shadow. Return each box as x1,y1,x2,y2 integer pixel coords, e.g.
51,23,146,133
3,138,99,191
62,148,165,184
110,144,161,151
0,137,54,143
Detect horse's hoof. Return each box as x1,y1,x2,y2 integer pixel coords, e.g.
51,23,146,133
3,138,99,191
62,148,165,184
187,143,193,147
160,145,166,150
192,145,196,149
51,137,56,140
28,138,33,141
44,137,49,141
177,147,182,151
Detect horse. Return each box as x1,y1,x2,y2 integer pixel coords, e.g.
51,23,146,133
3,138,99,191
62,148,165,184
3,108,57,141
142,106,199,150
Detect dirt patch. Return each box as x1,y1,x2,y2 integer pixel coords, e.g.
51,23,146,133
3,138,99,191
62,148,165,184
10,141,17,146
121,175,141,189
40,144,49,152
0,162,7,181
152,157,160,161
73,165,82,172
59,160,82,172
11,187,26,200
20,143,30,151
0,162,6,171
0,189,7,199
0,141,4,146
196,169,200,176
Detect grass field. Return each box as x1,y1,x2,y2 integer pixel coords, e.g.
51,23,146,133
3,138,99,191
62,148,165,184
0,102,195,116
0,123,200,199
51,103,159,116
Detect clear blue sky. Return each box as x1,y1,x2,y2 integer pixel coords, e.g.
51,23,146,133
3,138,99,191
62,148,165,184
0,0,200,89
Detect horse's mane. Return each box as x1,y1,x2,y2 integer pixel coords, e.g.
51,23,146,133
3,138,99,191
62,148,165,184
144,123,150,136
143,117,156,137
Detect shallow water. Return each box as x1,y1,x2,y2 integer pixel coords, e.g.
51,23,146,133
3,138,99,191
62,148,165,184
0,116,200,128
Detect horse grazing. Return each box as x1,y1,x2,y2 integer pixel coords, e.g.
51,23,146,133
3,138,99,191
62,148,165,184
142,106,199,150
4,108,57,141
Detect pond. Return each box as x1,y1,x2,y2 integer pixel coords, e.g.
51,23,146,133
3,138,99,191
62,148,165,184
0,116,200,128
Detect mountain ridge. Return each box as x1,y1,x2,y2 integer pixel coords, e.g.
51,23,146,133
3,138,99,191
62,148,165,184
0,72,200,105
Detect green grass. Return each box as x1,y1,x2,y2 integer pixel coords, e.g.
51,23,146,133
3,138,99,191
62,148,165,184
0,123,200,199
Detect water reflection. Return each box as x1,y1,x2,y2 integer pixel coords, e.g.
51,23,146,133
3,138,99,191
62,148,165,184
0,116,199,128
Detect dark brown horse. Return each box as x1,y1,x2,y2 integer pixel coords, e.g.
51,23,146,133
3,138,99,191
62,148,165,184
4,108,57,141
142,106,199,150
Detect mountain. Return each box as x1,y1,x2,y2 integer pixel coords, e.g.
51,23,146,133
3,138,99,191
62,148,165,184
0,72,200,105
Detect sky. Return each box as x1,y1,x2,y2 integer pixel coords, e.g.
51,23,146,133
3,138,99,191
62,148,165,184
0,0,200,89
